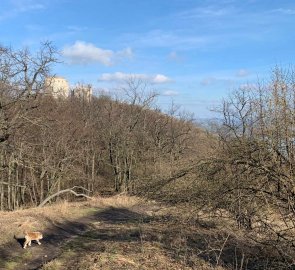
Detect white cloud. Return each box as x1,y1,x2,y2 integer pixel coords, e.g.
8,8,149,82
236,69,250,77
162,90,179,96
153,74,171,83
62,41,133,66
99,72,171,84
62,41,113,65
100,72,132,81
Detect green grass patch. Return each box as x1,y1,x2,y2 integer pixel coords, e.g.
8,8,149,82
4,260,18,270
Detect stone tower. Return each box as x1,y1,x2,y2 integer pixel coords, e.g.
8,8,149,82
44,77,70,98
71,83,92,102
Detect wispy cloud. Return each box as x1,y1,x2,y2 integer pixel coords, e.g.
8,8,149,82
157,2,295,51
62,41,133,66
24,24,43,31
115,1,295,54
99,72,172,84
121,29,212,50
120,3,285,51
177,5,235,20
66,25,89,32
200,76,233,86
117,47,134,59
168,51,184,62
239,83,258,90
162,90,179,96
11,0,45,12
200,77,217,86
0,0,46,21
269,8,295,15
236,69,250,77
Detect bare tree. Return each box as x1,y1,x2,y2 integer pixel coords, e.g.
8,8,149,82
202,67,295,263
1,41,59,96
0,42,59,209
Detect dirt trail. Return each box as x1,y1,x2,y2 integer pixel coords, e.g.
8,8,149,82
0,206,150,270
0,203,269,270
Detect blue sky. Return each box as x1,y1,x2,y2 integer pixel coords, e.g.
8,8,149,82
0,0,295,118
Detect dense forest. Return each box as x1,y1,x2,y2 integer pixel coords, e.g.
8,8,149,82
1,43,295,267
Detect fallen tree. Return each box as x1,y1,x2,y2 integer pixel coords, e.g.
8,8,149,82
38,186,92,207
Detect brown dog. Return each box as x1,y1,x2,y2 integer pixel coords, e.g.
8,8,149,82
23,231,43,249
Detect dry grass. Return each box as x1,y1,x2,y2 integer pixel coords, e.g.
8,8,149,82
87,194,144,208
38,199,244,270
42,222,226,270
41,260,63,270
1,195,292,269
0,199,93,245
0,195,144,246
71,243,223,270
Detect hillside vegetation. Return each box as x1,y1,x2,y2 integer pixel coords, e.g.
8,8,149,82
1,44,295,269
0,42,211,210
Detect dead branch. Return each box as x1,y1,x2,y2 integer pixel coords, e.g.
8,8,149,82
0,181,26,188
38,186,92,207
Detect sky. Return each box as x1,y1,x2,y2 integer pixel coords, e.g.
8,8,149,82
0,0,295,118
